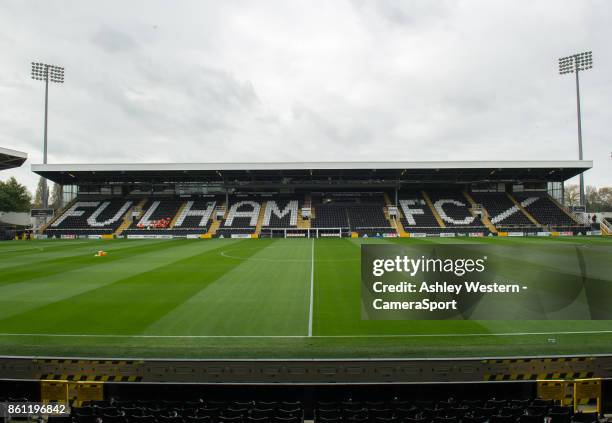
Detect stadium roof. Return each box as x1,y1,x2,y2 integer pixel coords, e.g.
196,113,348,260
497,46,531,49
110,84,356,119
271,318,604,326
32,160,591,185
0,147,27,171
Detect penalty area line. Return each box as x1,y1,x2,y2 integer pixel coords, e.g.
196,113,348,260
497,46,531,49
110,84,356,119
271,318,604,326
1,330,612,339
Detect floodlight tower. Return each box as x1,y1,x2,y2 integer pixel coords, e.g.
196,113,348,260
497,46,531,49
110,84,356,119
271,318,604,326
558,51,592,209
31,62,64,208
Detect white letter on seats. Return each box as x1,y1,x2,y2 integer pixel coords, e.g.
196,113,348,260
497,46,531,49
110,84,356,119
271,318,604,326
263,200,298,226
51,202,99,227
434,199,475,225
225,201,261,226
399,199,425,225
87,201,133,227
175,201,216,227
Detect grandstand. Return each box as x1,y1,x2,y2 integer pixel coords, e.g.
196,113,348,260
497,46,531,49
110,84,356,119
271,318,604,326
32,160,592,239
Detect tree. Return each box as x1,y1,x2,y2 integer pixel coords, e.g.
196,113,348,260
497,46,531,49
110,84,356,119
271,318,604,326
586,185,600,211
50,183,62,210
0,177,32,213
33,176,48,208
586,186,612,212
599,187,612,211
564,184,580,208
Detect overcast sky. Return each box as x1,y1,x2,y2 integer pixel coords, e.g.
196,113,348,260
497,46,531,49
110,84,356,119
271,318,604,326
0,0,610,192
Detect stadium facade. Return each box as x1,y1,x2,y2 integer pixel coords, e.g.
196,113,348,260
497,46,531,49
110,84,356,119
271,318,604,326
32,160,596,238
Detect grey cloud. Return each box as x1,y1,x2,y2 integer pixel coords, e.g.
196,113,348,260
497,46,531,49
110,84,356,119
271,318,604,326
91,26,138,53
0,0,610,193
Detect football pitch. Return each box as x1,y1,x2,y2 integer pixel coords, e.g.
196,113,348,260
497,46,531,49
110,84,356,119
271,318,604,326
0,236,611,359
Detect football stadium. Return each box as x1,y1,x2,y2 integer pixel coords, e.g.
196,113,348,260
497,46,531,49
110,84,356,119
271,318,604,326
0,161,612,410
0,159,609,362
2,158,612,413
2,1,612,420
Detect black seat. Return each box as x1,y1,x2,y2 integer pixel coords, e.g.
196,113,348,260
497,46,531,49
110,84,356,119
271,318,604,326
571,413,598,423
395,408,418,419
370,409,393,419
461,400,484,409
413,401,435,410
346,414,368,423
272,417,300,423
548,413,571,423
122,407,145,417
550,406,572,416
316,411,341,420
252,409,276,419
527,406,548,416
446,407,468,418
519,415,544,423
187,417,212,423
487,400,507,410
101,414,126,423
474,407,497,417
491,415,518,423
501,407,523,417
199,408,221,419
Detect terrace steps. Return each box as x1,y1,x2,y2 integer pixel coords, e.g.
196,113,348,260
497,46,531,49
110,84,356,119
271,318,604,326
422,191,446,228
254,201,267,237
507,193,541,226
382,192,406,236
207,219,222,237
169,201,188,228
463,191,498,234
114,212,134,237
115,198,148,236
206,202,227,237
297,209,311,229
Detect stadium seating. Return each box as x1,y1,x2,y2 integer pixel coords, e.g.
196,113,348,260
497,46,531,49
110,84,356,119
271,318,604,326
63,395,601,423
214,198,261,237
427,191,482,227
262,199,300,228
398,192,441,230
124,199,184,235
396,191,489,235
513,193,579,229
42,191,590,238
312,203,350,229
311,194,392,235
45,199,133,236
70,399,305,423
346,204,390,231
470,193,535,228
173,199,217,232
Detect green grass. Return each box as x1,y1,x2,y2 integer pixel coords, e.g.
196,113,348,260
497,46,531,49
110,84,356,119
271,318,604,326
0,236,611,359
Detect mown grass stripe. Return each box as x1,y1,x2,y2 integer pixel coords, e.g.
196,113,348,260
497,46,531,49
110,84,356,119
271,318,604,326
0,239,253,334
0,240,239,321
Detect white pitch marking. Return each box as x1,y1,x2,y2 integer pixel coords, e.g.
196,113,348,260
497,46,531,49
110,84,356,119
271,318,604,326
1,330,612,339
308,238,314,337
